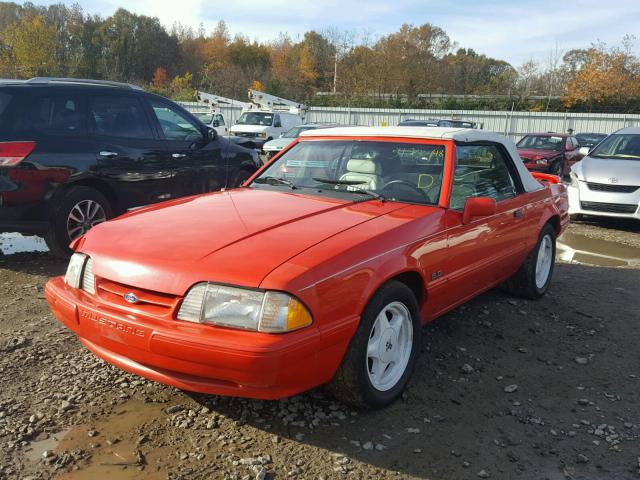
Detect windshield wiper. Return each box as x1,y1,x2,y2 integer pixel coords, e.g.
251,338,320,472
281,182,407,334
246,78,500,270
253,176,297,189
312,178,386,202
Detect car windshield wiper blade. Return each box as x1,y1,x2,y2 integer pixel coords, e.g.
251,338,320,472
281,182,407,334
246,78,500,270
312,177,386,202
253,176,297,189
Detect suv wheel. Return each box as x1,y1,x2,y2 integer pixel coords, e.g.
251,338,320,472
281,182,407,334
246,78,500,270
45,186,113,257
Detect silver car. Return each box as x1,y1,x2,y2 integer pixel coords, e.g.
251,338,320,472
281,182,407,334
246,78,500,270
568,127,640,220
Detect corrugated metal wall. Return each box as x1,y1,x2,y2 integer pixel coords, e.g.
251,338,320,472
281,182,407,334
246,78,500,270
179,102,640,141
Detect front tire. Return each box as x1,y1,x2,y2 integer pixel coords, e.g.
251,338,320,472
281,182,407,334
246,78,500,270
45,186,112,258
504,223,556,299
328,281,421,408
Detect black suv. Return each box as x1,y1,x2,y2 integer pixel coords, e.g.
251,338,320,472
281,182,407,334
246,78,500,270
0,78,260,256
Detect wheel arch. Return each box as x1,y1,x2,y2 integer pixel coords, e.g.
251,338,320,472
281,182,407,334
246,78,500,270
53,178,118,214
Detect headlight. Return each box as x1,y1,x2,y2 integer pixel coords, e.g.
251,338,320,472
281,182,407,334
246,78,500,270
570,171,579,187
259,132,267,139
64,253,96,293
177,283,312,333
535,159,548,165
64,253,87,288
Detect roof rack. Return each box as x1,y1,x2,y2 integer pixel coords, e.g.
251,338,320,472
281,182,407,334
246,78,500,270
26,77,143,90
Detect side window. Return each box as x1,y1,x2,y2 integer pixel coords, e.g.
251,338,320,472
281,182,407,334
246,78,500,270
274,114,281,128
150,100,203,142
89,96,152,139
22,95,86,135
450,144,517,210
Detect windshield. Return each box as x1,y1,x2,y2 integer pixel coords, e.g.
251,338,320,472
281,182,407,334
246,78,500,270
194,113,213,124
589,134,640,160
283,125,316,138
576,133,606,146
251,140,446,205
517,135,563,151
237,112,273,126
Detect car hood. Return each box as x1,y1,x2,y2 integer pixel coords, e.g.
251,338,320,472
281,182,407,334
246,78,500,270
573,156,640,184
264,137,293,149
517,148,559,160
80,188,407,295
230,124,269,133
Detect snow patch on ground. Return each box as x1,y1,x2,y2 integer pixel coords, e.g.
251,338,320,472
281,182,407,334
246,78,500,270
0,233,49,255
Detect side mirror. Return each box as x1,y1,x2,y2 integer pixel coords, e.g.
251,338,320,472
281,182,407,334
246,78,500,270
206,126,217,142
212,120,220,127
279,133,284,138
462,197,497,224
579,146,590,156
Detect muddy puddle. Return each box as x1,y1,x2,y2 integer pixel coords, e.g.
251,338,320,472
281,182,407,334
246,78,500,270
0,232,48,255
51,401,172,479
557,231,640,267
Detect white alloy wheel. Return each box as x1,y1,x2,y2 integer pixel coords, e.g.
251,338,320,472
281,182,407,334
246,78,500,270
535,234,553,289
366,301,414,392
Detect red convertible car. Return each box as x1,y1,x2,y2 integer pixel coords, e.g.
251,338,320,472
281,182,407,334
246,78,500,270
46,127,569,408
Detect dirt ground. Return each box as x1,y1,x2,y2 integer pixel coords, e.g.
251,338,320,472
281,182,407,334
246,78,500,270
1,219,639,480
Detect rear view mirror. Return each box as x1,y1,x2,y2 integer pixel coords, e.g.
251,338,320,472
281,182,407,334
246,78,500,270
462,197,497,224
579,146,590,156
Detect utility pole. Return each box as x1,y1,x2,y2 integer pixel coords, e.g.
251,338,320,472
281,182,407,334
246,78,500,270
333,51,338,94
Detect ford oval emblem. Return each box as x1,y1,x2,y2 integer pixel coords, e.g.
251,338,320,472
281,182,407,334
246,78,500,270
123,293,139,304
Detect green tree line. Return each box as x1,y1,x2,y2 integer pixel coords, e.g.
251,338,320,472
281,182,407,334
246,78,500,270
1,2,639,112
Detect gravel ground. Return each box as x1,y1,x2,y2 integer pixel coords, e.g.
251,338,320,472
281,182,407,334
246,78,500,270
1,221,639,480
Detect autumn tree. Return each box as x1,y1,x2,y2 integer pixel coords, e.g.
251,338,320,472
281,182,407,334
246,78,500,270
564,38,640,109
152,66,168,88
0,13,56,77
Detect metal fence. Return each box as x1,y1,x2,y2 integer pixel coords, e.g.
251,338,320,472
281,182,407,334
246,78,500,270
179,102,640,141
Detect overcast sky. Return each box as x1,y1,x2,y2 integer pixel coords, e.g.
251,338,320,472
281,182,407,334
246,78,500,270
27,0,640,65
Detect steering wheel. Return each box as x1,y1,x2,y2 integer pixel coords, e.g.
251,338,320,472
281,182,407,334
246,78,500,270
381,180,430,202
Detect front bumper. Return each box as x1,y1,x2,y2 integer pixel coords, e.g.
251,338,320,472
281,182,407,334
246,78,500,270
45,277,352,399
567,182,640,220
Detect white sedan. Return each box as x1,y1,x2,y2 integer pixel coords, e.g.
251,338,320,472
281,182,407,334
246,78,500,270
568,127,640,220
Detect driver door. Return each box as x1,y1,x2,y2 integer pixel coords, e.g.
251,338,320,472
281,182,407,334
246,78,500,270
444,143,528,303
146,98,225,197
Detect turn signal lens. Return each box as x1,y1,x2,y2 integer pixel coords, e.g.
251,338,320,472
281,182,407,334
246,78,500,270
259,292,312,333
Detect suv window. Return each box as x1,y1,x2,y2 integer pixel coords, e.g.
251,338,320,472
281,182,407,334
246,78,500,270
150,100,203,142
450,144,517,210
4,94,86,135
89,96,152,139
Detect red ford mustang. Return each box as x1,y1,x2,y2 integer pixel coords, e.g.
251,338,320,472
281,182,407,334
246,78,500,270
46,127,569,408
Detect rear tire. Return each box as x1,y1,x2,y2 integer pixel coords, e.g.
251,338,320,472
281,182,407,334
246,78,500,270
503,223,556,299
328,281,421,408
45,186,112,258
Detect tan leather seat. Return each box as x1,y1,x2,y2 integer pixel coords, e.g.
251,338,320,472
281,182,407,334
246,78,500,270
338,159,380,190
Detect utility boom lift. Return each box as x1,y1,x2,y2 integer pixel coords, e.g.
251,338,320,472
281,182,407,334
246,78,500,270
247,89,306,117
196,91,252,110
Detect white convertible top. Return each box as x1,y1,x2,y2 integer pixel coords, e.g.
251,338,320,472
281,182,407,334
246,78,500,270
301,126,542,192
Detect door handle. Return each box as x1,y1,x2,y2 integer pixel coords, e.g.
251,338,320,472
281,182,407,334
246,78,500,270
99,151,118,158
172,153,187,158
513,208,524,219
